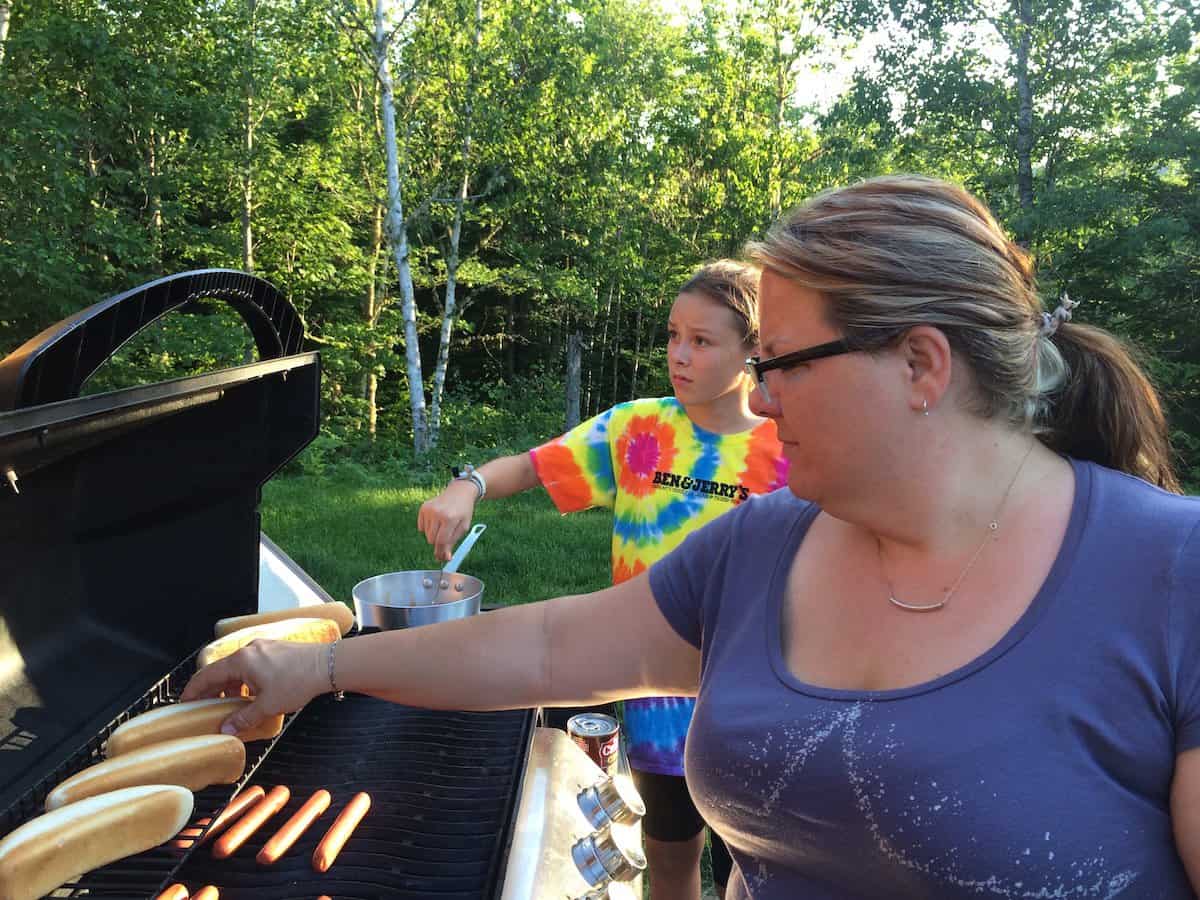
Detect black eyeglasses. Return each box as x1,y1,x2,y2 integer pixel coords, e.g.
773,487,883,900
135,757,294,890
744,339,857,403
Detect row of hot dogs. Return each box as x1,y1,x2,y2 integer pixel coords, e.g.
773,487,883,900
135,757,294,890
154,785,373,899
0,602,355,900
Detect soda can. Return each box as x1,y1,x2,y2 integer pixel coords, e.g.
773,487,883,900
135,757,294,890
567,713,620,776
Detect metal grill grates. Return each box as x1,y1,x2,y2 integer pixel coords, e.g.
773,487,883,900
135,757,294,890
165,694,534,899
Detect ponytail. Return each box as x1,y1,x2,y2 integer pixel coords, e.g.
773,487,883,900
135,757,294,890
1039,323,1180,493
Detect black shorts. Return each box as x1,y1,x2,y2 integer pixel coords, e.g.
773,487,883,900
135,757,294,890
631,770,732,887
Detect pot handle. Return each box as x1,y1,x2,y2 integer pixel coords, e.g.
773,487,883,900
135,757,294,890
443,523,487,576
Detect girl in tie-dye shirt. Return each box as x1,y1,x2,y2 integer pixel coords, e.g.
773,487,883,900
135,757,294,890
417,260,787,899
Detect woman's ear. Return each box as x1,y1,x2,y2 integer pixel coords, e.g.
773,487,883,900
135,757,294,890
900,326,953,414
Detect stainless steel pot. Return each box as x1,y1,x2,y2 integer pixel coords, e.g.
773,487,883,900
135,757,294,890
352,570,484,630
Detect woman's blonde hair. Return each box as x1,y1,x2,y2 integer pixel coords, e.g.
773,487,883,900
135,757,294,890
679,260,761,348
747,174,1179,491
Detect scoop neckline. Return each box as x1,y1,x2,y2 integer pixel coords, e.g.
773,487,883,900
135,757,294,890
765,456,1090,702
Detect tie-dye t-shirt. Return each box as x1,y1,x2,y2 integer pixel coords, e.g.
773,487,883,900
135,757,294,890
529,397,787,775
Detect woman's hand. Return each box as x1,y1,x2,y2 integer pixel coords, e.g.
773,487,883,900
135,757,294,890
180,639,330,734
417,480,478,561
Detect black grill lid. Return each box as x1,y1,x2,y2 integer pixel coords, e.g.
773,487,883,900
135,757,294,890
0,270,319,819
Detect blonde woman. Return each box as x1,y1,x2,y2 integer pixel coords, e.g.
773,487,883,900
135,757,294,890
186,176,1200,898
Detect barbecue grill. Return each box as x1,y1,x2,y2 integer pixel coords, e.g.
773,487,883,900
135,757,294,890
0,271,644,899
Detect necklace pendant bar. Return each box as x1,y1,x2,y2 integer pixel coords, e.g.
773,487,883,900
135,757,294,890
888,594,947,612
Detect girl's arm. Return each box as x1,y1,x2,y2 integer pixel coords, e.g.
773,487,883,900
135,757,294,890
418,452,540,560
181,571,701,734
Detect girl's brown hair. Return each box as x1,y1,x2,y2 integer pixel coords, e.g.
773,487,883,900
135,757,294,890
679,260,761,348
747,174,1179,491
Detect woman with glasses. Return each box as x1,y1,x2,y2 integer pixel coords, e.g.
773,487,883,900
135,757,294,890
416,259,786,900
185,175,1200,898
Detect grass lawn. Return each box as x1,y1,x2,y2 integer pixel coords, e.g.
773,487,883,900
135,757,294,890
261,469,613,606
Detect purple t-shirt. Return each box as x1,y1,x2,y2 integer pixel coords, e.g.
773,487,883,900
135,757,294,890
649,458,1200,898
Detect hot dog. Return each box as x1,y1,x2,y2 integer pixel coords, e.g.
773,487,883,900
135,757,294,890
154,885,189,900
107,698,285,756
256,789,331,865
191,887,219,900
215,602,355,638
312,792,371,873
197,618,341,669
211,785,290,859
198,785,266,846
0,784,193,900
46,735,245,811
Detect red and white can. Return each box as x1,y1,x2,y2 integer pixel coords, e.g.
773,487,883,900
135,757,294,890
567,713,620,776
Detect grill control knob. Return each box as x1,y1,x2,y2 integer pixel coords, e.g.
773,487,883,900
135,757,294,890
577,775,645,828
572,826,646,886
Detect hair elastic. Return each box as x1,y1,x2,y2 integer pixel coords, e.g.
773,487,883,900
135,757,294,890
1040,295,1079,338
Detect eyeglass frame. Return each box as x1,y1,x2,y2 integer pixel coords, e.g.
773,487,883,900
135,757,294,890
744,338,856,403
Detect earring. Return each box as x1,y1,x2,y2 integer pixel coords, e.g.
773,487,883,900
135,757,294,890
921,399,929,416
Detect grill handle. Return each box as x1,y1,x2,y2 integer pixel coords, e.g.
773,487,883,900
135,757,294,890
0,269,305,410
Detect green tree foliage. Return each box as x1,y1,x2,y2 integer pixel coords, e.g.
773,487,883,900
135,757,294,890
0,0,1196,481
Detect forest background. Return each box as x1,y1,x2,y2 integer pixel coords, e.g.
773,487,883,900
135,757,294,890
1,0,1198,489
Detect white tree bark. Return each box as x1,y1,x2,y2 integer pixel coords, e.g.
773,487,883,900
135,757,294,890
242,0,256,273
429,0,482,449
0,4,11,68
1013,0,1035,245
565,331,583,430
375,0,427,453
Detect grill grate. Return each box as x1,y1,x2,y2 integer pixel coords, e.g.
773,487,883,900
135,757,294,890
0,652,296,899
164,694,534,899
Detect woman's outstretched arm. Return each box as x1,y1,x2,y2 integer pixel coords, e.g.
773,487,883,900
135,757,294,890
181,571,699,734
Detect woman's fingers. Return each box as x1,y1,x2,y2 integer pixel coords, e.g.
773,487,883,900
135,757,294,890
181,654,252,702
180,641,328,731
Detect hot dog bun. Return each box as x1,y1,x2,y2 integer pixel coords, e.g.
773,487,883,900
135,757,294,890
197,617,341,669
0,784,193,900
214,602,355,638
46,735,245,811
107,698,284,757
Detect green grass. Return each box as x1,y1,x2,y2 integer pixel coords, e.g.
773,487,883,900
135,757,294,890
261,468,614,607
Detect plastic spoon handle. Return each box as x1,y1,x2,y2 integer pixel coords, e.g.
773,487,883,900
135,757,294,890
443,523,486,576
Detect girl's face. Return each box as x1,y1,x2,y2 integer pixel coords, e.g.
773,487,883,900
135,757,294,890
666,291,752,408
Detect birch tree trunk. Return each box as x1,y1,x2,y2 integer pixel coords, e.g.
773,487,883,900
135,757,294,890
361,201,385,437
630,296,643,399
148,129,163,265
565,330,583,430
609,288,622,406
769,21,786,222
592,280,614,415
0,3,12,68
429,0,482,450
241,0,256,273
503,294,516,380
1014,0,1035,245
375,0,427,453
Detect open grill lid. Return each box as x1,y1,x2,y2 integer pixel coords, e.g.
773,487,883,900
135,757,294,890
0,270,320,820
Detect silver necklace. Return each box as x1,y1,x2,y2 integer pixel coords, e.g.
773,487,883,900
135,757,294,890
879,441,1036,613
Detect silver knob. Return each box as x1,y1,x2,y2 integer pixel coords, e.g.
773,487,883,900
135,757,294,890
572,826,646,886
577,775,645,828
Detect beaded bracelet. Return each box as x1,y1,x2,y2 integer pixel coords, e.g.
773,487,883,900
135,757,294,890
327,643,345,701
